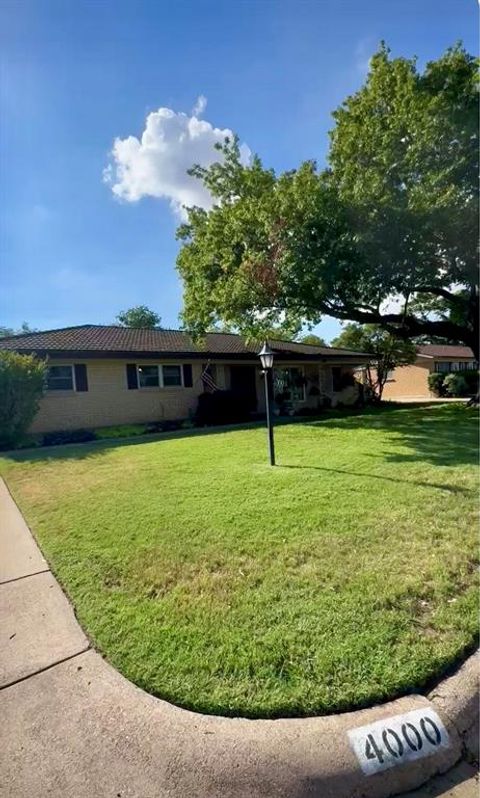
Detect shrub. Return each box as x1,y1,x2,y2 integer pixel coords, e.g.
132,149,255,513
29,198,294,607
0,352,46,449
463,370,479,395
42,429,96,447
161,420,182,432
428,372,446,397
443,373,468,397
95,424,147,439
195,391,251,426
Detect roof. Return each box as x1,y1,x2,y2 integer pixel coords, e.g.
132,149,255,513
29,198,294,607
417,344,475,359
0,325,371,362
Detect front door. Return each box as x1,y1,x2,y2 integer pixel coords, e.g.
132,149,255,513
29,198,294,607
230,365,258,412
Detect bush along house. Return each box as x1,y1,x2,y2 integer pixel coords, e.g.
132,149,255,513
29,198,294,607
0,325,372,434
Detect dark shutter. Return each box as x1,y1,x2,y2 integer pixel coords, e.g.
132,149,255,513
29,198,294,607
183,364,193,387
126,364,138,389
74,364,88,392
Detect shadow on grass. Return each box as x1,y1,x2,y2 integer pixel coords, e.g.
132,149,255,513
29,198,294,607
305,403,479,469
278,464,472,494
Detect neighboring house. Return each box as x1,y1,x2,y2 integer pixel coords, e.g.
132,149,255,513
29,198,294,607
381,345,477,400
0,325,371,433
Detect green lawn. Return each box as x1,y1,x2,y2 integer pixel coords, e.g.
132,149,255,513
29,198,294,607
1,404,478,717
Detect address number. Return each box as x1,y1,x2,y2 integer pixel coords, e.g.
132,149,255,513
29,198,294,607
348,708,450,775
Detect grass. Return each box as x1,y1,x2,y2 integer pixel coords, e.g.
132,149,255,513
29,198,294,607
1,404,478,718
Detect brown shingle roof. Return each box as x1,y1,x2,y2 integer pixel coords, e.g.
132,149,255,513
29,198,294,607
0,325,371,361
417,344,475,359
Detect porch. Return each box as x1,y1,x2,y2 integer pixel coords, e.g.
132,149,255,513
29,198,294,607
218,362,361,415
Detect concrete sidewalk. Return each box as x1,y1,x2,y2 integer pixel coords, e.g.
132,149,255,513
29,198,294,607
0,478,477,798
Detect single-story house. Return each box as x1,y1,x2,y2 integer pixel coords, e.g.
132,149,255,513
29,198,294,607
381,345,478,400
0,325,372,433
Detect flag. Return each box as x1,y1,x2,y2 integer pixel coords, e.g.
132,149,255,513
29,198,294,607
201,362,218,392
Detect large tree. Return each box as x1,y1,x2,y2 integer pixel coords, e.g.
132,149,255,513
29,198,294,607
116,306,162,329
176,45,478,356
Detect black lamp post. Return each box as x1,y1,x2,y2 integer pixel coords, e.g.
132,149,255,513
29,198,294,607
258,342,275,466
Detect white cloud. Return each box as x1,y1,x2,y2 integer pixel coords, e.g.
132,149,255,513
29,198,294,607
192,94,207,117
104,100,251,219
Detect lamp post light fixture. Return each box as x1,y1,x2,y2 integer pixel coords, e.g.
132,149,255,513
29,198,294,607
258,341,276,466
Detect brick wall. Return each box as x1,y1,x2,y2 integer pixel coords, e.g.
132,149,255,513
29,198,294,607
30,358,364,433
30,359,207,433
381,361,432,399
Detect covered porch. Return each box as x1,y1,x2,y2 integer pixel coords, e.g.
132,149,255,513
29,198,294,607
219,361,363,415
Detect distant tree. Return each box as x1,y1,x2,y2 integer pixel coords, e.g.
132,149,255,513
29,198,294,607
116,306,162,329
0,322,38,338
331,324,416,401
299,333,327,346
0,352,46,448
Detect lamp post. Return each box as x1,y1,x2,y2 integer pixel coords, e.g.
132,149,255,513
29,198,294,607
258,342,275,466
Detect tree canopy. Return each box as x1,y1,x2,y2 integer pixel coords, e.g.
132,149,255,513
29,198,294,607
116,306,162,329
299,333,327,347
176,44,478,356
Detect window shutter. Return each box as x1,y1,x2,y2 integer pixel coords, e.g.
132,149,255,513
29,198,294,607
74,364,88,392
183,364,193,387
126,364,138,389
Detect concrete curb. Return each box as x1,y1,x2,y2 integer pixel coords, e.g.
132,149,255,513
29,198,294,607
428,652,479,765
1,478,478,798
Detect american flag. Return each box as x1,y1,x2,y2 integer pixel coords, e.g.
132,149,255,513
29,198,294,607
201,362,219,392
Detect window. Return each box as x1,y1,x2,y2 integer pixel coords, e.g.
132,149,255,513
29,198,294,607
136,364,184,388
162,365,182,387
274,367,305,402
138,365,159,387
435,361,451,373
46,365,74,391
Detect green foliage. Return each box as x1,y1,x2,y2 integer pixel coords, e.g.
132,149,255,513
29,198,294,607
0,352,46,448
429,370,477,398
116,305,162,329
428,372,446,397
299,333,327,346
442,373,468,397
1,405,477,716
95,424,148,439
176,45,478,355
331,323,416,399
463,370,479,394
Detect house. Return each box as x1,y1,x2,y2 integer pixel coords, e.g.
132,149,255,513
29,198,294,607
0,325,372,433
381,344,478,400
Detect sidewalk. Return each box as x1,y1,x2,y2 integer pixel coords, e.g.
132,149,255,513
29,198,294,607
1,478,478,798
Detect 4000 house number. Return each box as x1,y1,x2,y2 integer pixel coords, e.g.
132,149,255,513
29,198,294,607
348,708,450,775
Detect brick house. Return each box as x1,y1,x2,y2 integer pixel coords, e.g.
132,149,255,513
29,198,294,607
381,345,477,400
0,325,372,433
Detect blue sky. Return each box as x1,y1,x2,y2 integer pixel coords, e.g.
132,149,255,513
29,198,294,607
0,0,476,342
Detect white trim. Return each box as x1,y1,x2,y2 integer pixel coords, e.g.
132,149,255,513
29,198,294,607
136,363,184,389
161,363,184,388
